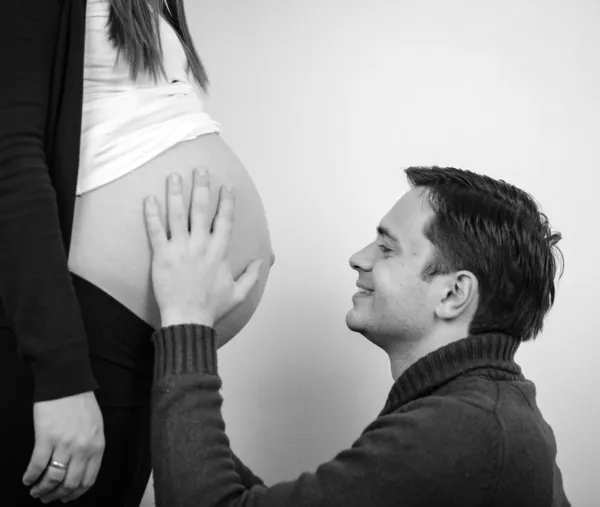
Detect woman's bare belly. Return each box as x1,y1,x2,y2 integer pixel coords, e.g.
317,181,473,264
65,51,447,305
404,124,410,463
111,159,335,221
68,133,275,346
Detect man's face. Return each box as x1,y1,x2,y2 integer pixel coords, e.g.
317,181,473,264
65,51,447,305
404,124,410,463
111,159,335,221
346,188,441,347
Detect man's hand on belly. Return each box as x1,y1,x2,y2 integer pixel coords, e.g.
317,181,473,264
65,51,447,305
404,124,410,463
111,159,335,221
144,168,263,328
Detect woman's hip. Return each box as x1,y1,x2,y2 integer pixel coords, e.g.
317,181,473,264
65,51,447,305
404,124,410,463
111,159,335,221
70,272,155,406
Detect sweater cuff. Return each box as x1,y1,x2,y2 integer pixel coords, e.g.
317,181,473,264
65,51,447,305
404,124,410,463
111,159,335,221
152,324,218,382
30,343,98,402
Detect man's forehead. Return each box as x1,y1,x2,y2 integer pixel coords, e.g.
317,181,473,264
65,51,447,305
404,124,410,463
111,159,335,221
382,189,433,233
374,189,435,259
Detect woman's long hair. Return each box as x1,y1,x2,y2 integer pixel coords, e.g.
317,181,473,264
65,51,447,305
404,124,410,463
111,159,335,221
107,0,209,90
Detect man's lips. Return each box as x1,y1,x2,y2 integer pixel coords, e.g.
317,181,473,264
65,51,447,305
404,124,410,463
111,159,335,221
356,284,374,292
355,285,374,296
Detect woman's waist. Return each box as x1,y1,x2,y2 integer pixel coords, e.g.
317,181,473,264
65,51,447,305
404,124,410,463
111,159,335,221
77,121,220,194
72,134,273,259
82,81,197,109
68,134,274,326
80,86,220,141
78,93,221,193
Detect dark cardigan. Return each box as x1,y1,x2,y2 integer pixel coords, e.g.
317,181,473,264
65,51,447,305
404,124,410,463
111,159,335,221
0,0,96,401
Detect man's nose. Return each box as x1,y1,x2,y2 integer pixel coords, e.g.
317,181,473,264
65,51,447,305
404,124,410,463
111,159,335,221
349,244,372,272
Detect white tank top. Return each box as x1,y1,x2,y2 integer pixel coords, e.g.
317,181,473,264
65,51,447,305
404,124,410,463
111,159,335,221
77,0,221,195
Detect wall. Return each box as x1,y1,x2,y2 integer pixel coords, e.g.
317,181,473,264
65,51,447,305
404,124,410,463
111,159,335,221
143,0,599,505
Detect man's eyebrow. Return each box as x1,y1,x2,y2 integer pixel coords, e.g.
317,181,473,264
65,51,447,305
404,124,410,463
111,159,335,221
376,225,399,243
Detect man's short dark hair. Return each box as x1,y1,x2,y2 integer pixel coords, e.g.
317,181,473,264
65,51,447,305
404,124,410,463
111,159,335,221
405,166,564,341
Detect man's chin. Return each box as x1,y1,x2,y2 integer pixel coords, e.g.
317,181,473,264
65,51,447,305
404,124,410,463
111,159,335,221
345,309,368,333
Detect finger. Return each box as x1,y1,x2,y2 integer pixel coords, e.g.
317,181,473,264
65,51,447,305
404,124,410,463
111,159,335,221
82,449,102,491
208,186,235,260
22,438,53,487
190,167,211,246
30,453,69,499
39,455,85,503
233,259,264,305
60,455,96,504
144,196,168,251
167,172,189,240
61,486,89,504
60,455,100,504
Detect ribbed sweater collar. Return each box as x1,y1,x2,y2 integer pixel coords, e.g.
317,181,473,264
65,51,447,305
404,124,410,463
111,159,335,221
380,332,523,416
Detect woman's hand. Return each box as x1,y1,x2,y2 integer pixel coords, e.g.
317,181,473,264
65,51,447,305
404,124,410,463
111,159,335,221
144,168,263,328
24,392,104,504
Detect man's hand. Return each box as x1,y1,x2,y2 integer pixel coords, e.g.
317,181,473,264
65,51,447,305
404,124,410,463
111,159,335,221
144,168,263,328
23,391,105,504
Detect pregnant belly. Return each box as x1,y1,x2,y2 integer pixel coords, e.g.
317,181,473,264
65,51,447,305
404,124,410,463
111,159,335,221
67,133,275,347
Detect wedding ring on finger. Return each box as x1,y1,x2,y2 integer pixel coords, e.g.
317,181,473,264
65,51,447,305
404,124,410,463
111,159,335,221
49,460,69,472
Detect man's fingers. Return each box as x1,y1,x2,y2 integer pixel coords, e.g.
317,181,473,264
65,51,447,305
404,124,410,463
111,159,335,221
233,259,264,304
209,186,235,259
144,196,168,250
39,456,85,503
167,173,189,240
190,167,211,245
22,438,53,486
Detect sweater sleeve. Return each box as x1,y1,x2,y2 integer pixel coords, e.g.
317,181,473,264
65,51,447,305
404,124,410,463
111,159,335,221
230,451,265,489
0,0,97,401
151,325,501,507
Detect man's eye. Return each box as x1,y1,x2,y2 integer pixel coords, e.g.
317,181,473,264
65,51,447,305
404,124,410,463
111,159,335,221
378,244,392,254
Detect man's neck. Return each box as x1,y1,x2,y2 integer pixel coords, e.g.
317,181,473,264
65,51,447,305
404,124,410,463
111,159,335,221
388,327,469,381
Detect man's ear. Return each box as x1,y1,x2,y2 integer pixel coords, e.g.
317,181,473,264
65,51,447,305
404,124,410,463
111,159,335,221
434,270,478,320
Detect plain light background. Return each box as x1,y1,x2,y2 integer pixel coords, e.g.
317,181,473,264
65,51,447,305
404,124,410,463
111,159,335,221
142,0,599,505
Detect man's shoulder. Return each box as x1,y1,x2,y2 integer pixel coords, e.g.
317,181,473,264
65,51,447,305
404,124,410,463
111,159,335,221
367,379,561,504
380,388,500,442
392,375,550,449
389,375,539,430
429,372,538,413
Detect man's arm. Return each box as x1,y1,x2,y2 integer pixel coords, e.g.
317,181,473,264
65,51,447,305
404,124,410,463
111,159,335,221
0,0,97,401
230,451,265,489
151,324,500,507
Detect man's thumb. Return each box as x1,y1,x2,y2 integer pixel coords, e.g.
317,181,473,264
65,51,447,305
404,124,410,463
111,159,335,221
233,259,264,303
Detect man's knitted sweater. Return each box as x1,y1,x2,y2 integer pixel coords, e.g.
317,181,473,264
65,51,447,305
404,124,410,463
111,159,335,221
151,326,570,506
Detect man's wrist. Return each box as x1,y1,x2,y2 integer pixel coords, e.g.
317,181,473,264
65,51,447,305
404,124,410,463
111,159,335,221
160,311,214,329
